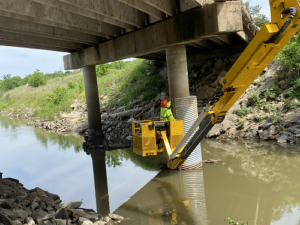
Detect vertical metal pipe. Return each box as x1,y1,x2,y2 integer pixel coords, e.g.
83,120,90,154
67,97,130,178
166,45,190,99
174,97,202,170
91,150,110,216
83,66,105,145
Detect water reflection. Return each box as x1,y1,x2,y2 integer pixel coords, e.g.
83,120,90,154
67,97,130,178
112,169,208,225
91,150,110,216
0,116,83,152
3,116,300,224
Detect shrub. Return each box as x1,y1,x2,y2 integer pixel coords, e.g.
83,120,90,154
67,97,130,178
264,103,278,113
96,64,110,77
68,81,76,89
283,99,297,111
28,69,47,87
237,118,246,129
285,77,300,100
264,88,276,100
77,78,84,93
253,115,263,123
236,107,249,118
248,92,264,106
47,87,67,105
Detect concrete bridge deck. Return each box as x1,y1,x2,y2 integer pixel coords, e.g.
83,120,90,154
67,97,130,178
0,0,255,69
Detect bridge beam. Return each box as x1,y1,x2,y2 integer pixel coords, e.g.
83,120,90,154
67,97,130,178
64,2,243,70
83,66,105,145
0,0,121,38
31,0,135,31
0,16,105,45
57,0,145,28
118,0,164,20
140,0,176,16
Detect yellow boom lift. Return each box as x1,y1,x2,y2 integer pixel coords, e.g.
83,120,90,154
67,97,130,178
132,0,300,169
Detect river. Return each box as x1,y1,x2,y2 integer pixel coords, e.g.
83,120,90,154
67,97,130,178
1,116,300,225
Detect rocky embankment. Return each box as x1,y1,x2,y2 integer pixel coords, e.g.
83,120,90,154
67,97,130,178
0,173,125,225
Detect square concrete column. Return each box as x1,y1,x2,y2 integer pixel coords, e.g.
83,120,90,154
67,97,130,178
83,66,105,145
166,45,190,99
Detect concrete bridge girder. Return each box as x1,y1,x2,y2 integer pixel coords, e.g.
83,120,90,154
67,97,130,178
64,1,243,70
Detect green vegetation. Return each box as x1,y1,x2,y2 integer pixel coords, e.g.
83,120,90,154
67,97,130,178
248,92,264,106
0,59,166,120
250,5,269,27
283,99,297,111
253,115,263,123
95,59,167,109
237,118,246,129
253,76,265,86
28,69,47,87
236,107,249,118
264,103,278,114
224,217,248,225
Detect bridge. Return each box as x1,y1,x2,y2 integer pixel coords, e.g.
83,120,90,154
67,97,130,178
0,0,256,167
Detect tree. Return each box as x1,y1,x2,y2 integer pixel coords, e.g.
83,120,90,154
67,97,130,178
28,69,47,88
2,74,13,90
96,64,110,77
250,5,269,27
9,76,23,88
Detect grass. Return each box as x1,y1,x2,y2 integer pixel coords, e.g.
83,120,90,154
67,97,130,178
0,59,167,120
96,59,167,109
0,71,83,120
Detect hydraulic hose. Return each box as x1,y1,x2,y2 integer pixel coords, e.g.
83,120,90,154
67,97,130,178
267,6,298,43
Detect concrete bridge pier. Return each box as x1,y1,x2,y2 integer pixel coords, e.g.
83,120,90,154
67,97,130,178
166,45,202,169
83,66,105,145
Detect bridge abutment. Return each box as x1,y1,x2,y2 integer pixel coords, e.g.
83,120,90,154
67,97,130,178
83,66,105,145
166,45,202,169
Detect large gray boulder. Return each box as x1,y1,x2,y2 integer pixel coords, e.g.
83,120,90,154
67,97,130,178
277,134,288,143
0,212,13,225
58,201,82,210
288,125,300,135
78,218,93,225
259,122,273,130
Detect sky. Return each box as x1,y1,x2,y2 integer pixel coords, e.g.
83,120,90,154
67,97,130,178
0,0,270,79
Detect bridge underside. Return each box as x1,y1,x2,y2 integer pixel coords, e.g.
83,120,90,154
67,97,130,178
0,0,255,68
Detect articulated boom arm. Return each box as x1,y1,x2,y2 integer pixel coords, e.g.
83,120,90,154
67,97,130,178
168,0,300,168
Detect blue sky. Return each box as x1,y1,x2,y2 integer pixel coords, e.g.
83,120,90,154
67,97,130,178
0,0,270,78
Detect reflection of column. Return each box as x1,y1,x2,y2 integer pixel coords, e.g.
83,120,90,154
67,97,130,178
91,150,110,216
181,170,208,225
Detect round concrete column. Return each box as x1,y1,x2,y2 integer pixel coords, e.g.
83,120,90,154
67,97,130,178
83,66,105,145
166,45,190,99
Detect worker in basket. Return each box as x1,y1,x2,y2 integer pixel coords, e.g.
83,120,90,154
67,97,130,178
160,99,175,121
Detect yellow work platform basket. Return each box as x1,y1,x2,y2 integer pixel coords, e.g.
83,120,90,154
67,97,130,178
132,120,184,157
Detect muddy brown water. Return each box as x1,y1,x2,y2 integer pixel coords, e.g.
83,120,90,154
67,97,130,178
1,116,300,225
